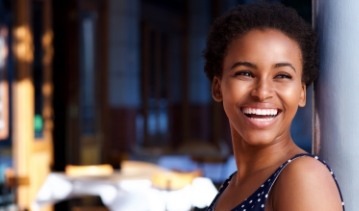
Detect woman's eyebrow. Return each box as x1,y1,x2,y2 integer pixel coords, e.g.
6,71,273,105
230,61,257,70
230,61,297,72
274,62,296,72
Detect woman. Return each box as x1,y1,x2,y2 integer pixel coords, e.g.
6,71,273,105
203,3,344,211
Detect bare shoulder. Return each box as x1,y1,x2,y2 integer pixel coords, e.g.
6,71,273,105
269,155,343,211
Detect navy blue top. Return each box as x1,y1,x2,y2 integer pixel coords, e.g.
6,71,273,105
207,153,345,211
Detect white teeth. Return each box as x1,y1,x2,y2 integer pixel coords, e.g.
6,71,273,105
242,108,278,116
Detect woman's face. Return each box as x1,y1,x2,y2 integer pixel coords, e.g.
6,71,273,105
212,28,306,146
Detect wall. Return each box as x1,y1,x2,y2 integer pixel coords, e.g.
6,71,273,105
315,0,359,209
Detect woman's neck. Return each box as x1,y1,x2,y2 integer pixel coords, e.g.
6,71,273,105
231,133,305,184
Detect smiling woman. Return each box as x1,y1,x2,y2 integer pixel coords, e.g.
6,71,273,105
215,28,306,146
203,2,344,211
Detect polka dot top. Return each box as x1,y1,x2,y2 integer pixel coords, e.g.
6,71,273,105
207,153,345,211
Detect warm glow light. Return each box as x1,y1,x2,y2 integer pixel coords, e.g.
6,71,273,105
151,170,202,190
42,82,52,96
13,78,34,208
65,164,114,177
13,26,34,63
42,30,53,65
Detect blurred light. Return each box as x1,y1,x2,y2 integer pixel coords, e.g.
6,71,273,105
42,30,53,65
13,26,33,63
0,27,8,69
34,114,43,132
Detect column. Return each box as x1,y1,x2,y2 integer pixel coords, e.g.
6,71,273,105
12,0,33,208
107,0,140,155
187,0,211,142
315,0,359,209
167,34,184,147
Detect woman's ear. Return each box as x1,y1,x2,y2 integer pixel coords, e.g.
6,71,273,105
212,77,223,102
298,83,306,107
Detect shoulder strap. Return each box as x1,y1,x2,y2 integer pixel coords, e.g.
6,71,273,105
266,153,311,195
266,153,345,210
207,172,235,210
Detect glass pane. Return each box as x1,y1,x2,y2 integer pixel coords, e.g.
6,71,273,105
80,14,97,136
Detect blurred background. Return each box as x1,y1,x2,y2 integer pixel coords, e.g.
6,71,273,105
0,0,312,210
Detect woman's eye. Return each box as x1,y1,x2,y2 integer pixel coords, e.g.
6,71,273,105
275,74,292,79
234,71,253,78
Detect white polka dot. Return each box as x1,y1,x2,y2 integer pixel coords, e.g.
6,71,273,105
314,156,319,160
258,198,261,202
249,200,253,204
261,204,265,208
342,202,345,206
265,194,268,198
288,159,292,163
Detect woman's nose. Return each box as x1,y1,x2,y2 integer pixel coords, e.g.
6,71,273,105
250,79,274,101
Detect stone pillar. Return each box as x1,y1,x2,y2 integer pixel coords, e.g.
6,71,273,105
107,0,140,154
187,0,211,142
315,0,359,209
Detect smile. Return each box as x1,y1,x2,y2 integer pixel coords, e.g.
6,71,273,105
241,107,281,126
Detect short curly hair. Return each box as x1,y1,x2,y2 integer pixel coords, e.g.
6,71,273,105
203,2,318,86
